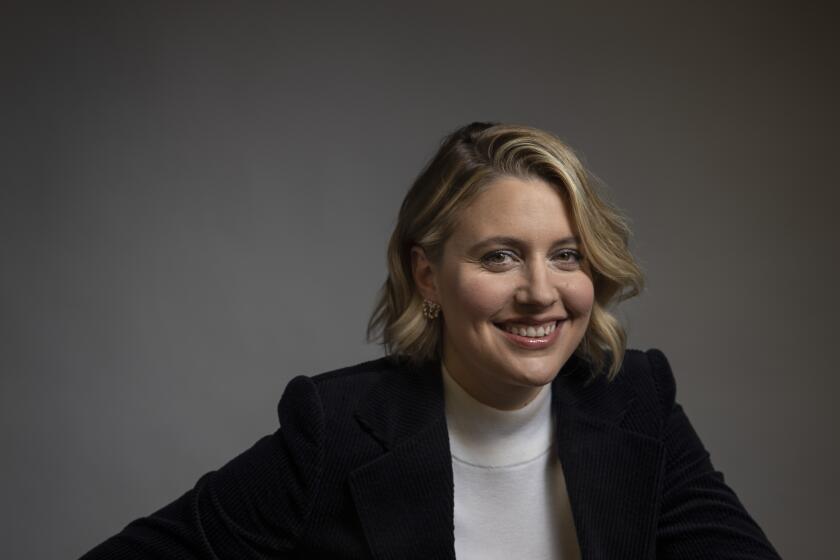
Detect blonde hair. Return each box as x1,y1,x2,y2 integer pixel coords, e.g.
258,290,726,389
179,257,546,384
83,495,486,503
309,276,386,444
367,122,643,379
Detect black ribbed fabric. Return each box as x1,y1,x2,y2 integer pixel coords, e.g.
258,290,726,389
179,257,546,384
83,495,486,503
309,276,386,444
81,350,781,559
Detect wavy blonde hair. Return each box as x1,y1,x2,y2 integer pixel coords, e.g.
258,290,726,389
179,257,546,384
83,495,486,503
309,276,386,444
367,122,643,379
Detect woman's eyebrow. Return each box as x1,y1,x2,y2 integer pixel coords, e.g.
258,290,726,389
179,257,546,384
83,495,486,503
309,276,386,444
468,235,580,252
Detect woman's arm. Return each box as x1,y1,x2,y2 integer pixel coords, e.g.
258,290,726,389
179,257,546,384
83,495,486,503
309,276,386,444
80,375,325,559
647,349,782,559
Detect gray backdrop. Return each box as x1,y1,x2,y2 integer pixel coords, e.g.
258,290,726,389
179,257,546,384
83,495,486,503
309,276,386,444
2,2,837,558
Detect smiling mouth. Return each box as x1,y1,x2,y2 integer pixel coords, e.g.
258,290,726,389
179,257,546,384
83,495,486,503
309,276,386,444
493,320,559,339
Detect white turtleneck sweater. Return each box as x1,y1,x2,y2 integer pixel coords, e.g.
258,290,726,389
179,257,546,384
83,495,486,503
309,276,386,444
441,363,581,560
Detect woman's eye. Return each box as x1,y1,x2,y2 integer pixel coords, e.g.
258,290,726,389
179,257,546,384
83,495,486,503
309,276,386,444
481,250,516,267
553,249,583,267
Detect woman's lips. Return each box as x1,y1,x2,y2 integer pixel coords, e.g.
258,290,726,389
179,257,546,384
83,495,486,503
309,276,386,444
494,320,562,349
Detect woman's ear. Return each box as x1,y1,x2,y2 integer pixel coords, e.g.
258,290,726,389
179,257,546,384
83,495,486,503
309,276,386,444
410,246,439,303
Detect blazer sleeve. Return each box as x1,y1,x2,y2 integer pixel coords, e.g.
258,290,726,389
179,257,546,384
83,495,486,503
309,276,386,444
80,375,325,560
646,349,782,559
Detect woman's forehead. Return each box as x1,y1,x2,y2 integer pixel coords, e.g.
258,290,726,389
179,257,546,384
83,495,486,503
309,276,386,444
449,176,575,242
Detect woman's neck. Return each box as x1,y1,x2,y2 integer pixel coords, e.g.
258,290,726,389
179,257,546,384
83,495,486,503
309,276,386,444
440,355,546,411
441,361,554,467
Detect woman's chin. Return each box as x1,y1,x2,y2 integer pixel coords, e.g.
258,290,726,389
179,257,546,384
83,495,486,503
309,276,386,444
498,362,563,389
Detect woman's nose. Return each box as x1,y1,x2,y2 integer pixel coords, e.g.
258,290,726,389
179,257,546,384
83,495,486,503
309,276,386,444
515,261,558,308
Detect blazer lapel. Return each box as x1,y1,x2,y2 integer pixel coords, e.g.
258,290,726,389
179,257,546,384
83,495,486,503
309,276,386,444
349,359,456,560
552,356,664,560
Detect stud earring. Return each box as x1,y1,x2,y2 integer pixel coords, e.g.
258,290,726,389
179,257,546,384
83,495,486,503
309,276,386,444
422,299,441,320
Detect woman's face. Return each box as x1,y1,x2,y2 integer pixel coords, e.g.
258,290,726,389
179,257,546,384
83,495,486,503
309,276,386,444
413,175,594,410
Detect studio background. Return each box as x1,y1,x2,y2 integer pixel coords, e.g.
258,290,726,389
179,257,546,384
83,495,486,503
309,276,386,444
2,2,837,558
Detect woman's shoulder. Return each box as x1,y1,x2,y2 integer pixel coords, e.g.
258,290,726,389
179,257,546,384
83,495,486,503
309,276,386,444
279,356,438,425
560,348,678,437
295,355,422,398
306,355,402,385
576,347,675,395
277,356,393,412
620,347,676,402
611,348,679,432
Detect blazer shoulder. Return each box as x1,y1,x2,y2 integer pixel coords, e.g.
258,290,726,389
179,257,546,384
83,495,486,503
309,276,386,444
308,355,398,385
306,356,400,396
283,356,409,423
619,348,676,394
616,348,678,432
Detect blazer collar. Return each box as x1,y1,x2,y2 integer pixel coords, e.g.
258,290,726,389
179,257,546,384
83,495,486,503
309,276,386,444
350,356,664,560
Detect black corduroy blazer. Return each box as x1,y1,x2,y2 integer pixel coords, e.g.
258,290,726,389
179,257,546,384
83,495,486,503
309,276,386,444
82,349,781,560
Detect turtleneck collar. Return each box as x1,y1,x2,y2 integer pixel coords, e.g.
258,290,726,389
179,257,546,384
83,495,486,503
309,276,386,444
441,361,555,468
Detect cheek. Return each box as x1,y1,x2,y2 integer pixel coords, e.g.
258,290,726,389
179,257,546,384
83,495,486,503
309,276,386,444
446,271,511,320
563,274,595,316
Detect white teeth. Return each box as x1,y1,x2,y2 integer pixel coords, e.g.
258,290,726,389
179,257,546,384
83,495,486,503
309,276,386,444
502,321,557,338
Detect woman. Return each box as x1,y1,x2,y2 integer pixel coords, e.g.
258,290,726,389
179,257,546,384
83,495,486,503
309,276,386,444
82,123,781,559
